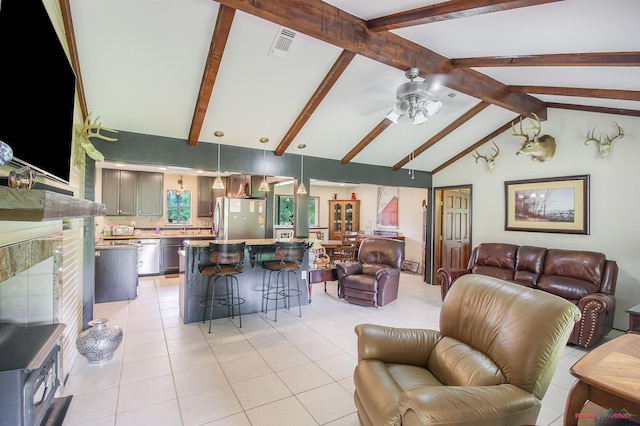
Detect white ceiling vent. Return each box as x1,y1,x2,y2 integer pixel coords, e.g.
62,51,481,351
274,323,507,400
269,27,296,58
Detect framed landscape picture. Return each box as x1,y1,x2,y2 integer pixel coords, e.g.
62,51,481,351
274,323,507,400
504,175,590,234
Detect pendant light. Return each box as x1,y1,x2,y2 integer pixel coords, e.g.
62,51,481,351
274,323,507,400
212,131,225,190
297,143,307,195
258,137,270,192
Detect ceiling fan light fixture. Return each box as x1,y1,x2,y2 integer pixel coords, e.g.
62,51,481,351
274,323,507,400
425,100,442,116
388,68,441,125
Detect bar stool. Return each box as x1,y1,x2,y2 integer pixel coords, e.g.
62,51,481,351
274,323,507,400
262,241,306,321
199,242,245,332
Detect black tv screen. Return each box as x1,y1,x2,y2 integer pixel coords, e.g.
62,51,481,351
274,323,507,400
0,0,76,184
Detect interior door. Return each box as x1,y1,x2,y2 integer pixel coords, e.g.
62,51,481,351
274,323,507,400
440,189,470,269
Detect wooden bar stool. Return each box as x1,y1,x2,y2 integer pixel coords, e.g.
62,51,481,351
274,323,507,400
262,241,306,321
199,242,245,332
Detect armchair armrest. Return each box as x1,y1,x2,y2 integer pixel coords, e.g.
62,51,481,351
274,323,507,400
578,292,615,314
355,324,440,366
335,262,362,278
436,268,471,301
399,384,539,425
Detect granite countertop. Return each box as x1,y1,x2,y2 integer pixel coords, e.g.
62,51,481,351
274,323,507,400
94,241,139,249
102,231,214,240
183,238,309,248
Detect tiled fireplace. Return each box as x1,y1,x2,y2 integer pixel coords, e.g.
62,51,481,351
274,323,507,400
0,235,61,326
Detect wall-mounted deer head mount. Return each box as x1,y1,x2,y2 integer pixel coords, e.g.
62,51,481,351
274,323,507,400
585,122,624,159
472,141,500,171
512,113,556,162
75,113,118,162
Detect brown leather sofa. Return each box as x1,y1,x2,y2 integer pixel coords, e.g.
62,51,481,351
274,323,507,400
437,242,618,349
353,274,581,426
336,238,405,308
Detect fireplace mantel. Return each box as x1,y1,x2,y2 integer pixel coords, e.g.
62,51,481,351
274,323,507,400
0,187,105,221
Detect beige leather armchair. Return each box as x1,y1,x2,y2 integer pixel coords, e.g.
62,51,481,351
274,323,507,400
353,274,581,426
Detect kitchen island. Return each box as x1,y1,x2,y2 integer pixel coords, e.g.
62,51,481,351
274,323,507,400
179,239,310,324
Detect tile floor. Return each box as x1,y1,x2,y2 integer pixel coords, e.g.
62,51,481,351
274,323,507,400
61,272,624,426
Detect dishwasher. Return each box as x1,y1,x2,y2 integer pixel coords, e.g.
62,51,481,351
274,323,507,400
131,239,160,275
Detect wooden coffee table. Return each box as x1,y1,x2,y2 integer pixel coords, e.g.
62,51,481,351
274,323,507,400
564,333,640,425
307,266,338,302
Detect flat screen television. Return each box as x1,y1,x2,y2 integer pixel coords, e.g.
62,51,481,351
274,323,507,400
0,0,76,184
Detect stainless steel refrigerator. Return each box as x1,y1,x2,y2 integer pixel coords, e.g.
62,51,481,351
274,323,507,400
213,197,267,240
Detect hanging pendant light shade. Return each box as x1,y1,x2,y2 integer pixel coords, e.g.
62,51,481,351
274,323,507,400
297,143,307,195
258,137,270,192
212,131,225,190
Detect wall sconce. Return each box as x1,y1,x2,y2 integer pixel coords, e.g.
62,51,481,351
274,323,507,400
258,137,270,192
212,131,225,190
297,143,307,195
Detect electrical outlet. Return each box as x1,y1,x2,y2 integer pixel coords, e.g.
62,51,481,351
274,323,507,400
131,220,136,227
301,271,307,280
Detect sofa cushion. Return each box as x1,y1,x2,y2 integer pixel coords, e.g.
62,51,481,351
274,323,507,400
538,276,598,300
471,243,518,281
513,246,547,287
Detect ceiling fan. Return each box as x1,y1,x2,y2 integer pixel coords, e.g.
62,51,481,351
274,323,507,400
386,68,442,125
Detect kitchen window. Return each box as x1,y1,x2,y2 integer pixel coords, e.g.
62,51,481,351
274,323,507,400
166,190,192,225
275,196,318,226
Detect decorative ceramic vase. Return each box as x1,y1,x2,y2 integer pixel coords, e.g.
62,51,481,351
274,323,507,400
76,318,123,363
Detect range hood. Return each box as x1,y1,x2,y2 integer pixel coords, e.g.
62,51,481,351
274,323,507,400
0,187,106,221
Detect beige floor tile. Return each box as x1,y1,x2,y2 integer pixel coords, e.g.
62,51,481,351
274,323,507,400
63,364,121,396
121,340,168,364
231,372,292,410
244,396,318,426
169,347,219,374
260,346,311,371
115,399,183,426
62,387,119,425
277,362,334,394
173,364,229,397
119,355,172,385
116,374,176,413
296,382,356,425
203,412,252,426
178,386,243,426
220,354,273,383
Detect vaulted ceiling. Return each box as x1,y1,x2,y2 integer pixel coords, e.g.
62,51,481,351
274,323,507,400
64,0,640,175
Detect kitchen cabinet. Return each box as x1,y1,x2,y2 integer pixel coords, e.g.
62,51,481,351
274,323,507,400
328,200,360,241
103,170,163,216
197,176,226,217
103,169,137,216
137,172,164,216
161,237,183,274
95,246,138,302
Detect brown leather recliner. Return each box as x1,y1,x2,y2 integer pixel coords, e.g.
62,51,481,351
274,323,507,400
353,274,581,426
336,238,405,308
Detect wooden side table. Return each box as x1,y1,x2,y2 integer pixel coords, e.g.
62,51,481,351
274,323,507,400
308,266,338,302
626,303,640,334
563,333,640,425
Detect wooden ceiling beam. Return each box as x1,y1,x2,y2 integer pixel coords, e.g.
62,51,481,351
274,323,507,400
509,86,640,101
366,0,561,32
188,5,235,147
341,119,393,165
432,120,513,174
452,52,640,67
275,50,356,156
59,0,88,120
547,102,640,117
215,0,546,119
393,101,490,170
